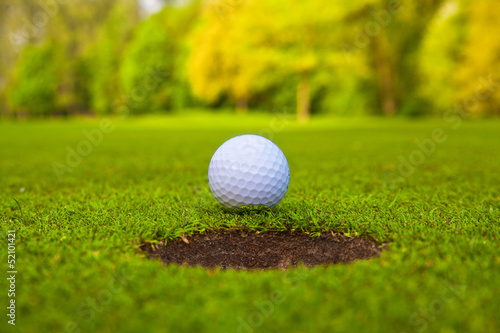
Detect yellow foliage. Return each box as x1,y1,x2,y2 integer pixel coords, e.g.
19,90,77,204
188,0,259,104
456,0,500,115
188,0,376,112
419,0,463,112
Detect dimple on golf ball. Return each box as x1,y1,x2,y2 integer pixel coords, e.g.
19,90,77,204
208,135,290,209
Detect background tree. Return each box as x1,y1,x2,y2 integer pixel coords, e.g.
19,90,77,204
418,0,465,112
46,0,117,114
456,0,500,116
88,0,140,115
361,0,445,116
188,0,259,113
7,42,60,117
0,0,42,115
242,0,383,122
120,2,200,114
190,0,377,121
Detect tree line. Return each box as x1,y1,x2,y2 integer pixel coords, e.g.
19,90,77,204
0,0,499,120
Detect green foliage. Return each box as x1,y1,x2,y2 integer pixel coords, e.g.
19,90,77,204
8,42,60,116
313,67,373,115
47,0,118,114
120,3,200,114
352,0,446,115
88,0,139,115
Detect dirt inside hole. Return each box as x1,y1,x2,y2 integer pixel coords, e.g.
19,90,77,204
141,230,383,270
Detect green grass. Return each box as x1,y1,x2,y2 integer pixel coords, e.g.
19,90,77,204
1,112,499,333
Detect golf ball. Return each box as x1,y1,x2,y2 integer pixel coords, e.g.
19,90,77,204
208,135,290,209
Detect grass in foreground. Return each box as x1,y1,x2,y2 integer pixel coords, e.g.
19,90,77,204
1,112,499,333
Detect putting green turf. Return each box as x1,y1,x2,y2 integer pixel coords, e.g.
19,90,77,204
1,112,499,332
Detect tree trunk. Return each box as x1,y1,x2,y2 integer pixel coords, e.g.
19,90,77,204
374,35,396,115
297,75,310,123
235,96,248,114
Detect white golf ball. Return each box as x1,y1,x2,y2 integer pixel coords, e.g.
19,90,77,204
208,135,290,209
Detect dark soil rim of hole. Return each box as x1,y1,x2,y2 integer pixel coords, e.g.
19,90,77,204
140,230,384,270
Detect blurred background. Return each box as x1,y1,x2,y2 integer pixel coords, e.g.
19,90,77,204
0,0,499,121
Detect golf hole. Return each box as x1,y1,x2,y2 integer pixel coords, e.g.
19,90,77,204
141,230,383,270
